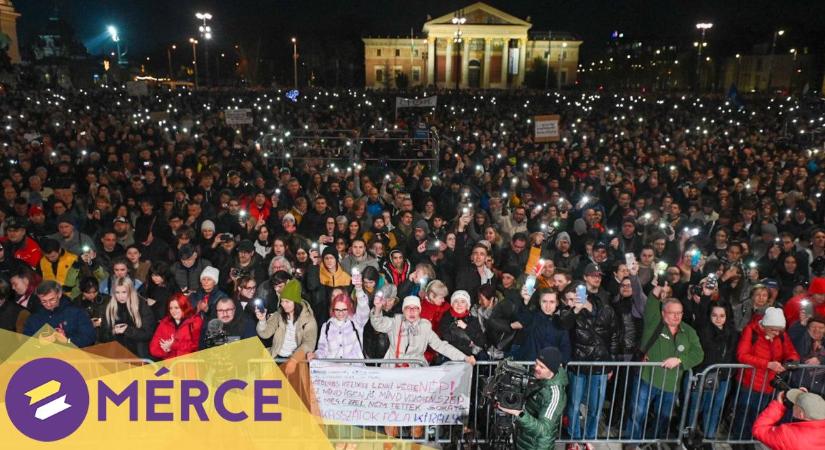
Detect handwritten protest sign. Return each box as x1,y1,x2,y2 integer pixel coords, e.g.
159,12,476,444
309,362,471,426
534,114,561,142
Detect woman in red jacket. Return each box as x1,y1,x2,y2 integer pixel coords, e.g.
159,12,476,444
150,293,203,360
732,307,800,441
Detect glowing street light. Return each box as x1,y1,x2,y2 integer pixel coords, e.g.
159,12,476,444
291,37,298,89
107,25,125,65
196,12,213,85
695,22,713,92
189,37,199,89
767,29,786,91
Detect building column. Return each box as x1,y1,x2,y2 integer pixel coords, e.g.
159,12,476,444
445,39,452,88
517,38,527,87
460,39,470,88
482,38,491,88
0,2,21,64
500,38,509,88
427,37,435,86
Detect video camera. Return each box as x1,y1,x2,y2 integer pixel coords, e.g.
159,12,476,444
482,358,538,410
203,319,228,348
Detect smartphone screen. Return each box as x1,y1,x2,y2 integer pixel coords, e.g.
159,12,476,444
576,285,587,303
625,253,636,267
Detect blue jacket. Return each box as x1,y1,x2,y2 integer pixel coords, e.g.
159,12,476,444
517,312,572,363
23,297,96,347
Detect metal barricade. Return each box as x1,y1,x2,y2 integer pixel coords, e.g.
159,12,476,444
456,361,694,447
687,363,825,446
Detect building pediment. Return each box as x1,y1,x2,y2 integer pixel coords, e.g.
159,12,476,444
423,2,531,29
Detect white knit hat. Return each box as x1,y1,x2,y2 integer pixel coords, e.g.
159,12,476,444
200,266,220,283
450,290,471,305
402,296,421,310
760,307,786,329
201,220,216,232
282,213,296,224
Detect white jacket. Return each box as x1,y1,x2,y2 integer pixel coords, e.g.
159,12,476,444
369,312,466,366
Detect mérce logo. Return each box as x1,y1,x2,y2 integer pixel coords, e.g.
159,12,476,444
5,358,89,442
5,359,283,442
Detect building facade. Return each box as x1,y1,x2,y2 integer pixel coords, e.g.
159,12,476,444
0,0,21,63
363,2,581,89
721,51,816,94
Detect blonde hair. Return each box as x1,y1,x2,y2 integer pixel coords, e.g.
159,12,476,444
105,277,143,330
425,280,449,299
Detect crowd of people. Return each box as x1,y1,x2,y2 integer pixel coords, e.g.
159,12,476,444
1,75,825,448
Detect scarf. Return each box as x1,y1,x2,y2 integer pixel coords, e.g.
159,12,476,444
450,307,470,320
386,261,409,286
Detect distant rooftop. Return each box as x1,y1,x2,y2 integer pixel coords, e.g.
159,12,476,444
529,31,580,41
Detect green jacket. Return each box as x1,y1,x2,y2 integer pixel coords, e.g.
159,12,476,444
515,367,568,450
640,294,704,392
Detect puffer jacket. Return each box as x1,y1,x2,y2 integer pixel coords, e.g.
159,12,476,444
256,303,318,358
697,321,739,379
514,368,568,450
368,313,466,366
314,288,370,359
516,311,571,362
737,321,800,393
149,314,203,360
560,294,619,372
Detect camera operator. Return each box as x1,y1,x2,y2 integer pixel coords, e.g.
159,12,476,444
733,306,800,441
497,346,568,450
752,388,825,449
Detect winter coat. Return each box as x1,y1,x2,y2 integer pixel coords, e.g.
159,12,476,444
98,299,157,359
171,257,212,292
305,263,351,329
640,294,704,392
611,275,647,356
256,303,318,358
1,236,43,268
752,399,825,450
516,311,572,362
697,322,739,379
737,321,801,393
189,288,230,320
23,297,96,346
514,368,568,450
560,294,620,370
340,254,380,275
439,309,488,357
368,313,466,366
149,314,203,360
315,288,370,359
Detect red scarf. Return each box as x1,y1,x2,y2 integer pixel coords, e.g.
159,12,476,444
387,262,409,286
450,307,470,319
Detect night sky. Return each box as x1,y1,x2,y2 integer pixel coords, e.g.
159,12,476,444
15,0,825,61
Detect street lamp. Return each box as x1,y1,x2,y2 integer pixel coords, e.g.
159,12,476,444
196,12,213,86
766,29,785,92
451,10,466,90
107,25,125,66
189,37,199,89
695,22,713,92
291,37,298,89
167,44,176,79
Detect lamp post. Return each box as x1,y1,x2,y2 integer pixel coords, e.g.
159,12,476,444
107,25,124,66
291,37,298,89
789,48,797,93
451,10,466,90
766,29,784,92
196,12,213,86
695,22,713,92
734,53,741,87
189,38,199,89
167,44,176,79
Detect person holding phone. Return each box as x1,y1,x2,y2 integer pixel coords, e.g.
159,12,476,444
308,286,370,361
98,277,156,358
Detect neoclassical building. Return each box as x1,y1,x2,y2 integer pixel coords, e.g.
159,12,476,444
363,2,582,89
0,0,21,63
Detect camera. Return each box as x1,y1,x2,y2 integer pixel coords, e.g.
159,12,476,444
230,267,250,279
770,361,800,392
706,273,718,290
220,233,233,242
482,359,538,410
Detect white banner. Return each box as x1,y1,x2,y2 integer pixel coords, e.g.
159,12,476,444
310,362,471,426
395,96,438,109
509,48,520,75
224,108,253,125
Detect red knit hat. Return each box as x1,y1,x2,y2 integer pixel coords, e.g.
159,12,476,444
808,277,825,295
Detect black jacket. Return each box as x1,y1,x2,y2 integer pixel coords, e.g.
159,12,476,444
98,299,157,359
439,310,487,356
560,294,619,371
697,322,739,378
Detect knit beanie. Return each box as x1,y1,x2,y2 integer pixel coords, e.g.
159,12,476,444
280,279,303,304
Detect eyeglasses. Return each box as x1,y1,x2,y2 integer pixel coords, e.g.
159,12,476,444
242,285,256,290
216,308,235,314
333,308,348,313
